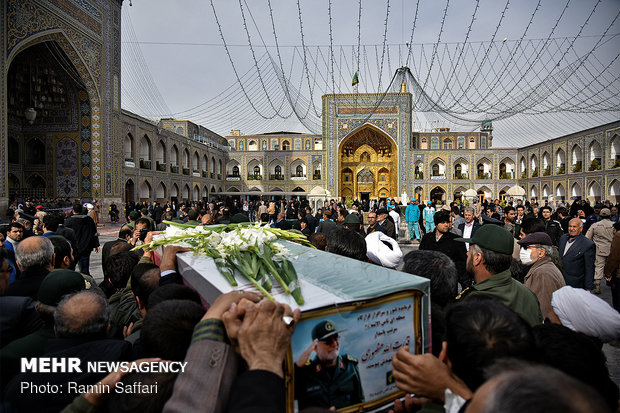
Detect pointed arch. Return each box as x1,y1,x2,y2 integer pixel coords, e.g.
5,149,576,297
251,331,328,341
156,181,167,199
139,180,152,200
453,157,469,179
571,182,582,199
609,180,620,202
610,134,620,167
555,148,566,174
124,133,134,162
290,158,307,177
588,181,601,202
571,144,583,172
430,157,446,177
170,183,179,198
556,183,565,201
477,157,492,179
588,140,602,170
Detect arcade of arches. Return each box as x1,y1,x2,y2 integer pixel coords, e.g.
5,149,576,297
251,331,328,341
338,125,397,200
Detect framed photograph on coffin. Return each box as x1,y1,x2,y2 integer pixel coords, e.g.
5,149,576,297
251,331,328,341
286,289,423,412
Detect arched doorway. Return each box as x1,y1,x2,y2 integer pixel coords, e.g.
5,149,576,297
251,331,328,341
430,186,446,203
125,180,135,203
338,124,397,199
6,35,96,201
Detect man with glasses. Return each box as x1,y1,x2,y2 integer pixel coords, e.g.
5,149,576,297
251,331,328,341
295,320,364,409
517,232,565,319
366,211,386,236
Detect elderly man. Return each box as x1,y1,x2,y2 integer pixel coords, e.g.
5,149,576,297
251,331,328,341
558,218,596,291
585,208,614,294
4,236,54,300
377,208,396,239
295,320,364,410
0,269,85,389
517,232,565,318
4,291,131,412
455,225,543,326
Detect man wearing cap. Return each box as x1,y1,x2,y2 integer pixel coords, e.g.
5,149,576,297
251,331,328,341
585,208,614,294
295,320,364,409
559,218,596,291
186,209,201,226
405,199,421,242
377,208,396,240
455,225,543,326
517,232,565,318
342,213,364,236
423,202,436,233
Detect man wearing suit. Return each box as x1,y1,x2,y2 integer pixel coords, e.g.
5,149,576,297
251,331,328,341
457,207,481,251
558,218,596,291
317,210,337,235
377,208,396,240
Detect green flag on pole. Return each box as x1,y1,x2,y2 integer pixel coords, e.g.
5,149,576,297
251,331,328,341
352,72,359,86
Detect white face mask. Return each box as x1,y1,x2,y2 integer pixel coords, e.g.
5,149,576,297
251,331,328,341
520,247,534,265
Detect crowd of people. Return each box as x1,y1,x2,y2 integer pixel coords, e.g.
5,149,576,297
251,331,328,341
1,194,619,412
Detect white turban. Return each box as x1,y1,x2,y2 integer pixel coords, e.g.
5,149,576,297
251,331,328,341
85,203,94,210
365,231,402,269
551,286,620,342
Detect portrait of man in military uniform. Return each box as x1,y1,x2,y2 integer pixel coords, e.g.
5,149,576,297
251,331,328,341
294,320,365,410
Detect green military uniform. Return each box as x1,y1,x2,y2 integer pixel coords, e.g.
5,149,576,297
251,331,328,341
295,320,365,409
456,269,543,326
295,354,364,409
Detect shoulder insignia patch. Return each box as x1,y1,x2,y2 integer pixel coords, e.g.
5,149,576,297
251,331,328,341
346,355,358,363
455,286,472,301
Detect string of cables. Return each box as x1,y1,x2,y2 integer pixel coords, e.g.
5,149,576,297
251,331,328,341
120,0,619,146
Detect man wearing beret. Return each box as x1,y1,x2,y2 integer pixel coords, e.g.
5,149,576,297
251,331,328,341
295,320,365,409
517,232,565,319
455,225,543,326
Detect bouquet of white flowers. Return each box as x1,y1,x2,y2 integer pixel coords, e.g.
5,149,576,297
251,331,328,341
135,221,311,304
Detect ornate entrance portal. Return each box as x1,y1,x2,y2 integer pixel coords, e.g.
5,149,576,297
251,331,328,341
338,124,397,199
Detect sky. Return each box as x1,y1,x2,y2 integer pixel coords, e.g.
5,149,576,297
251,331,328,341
120,0,620,146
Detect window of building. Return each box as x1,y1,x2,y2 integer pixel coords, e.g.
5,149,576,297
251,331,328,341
457,136,465,149
431,137,439,150
271,139,279,150
238,140,244,151
254,165,260,175
305,139,311,150
295,139,301,150
232,166,240,176
282,140,291,150
443,138,453,149
481,137,487,149
275,165,282,176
